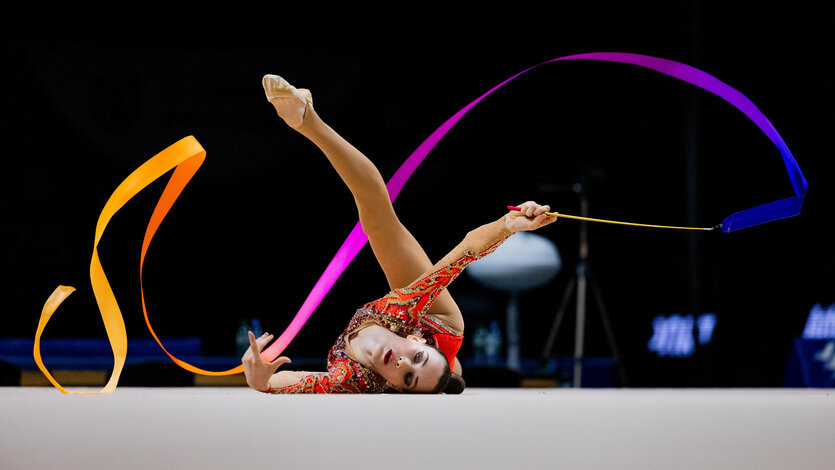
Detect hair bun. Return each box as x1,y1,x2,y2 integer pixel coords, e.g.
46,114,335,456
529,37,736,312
444,373,466,394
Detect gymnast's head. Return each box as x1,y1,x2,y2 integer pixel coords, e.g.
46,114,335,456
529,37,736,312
378,334,465,394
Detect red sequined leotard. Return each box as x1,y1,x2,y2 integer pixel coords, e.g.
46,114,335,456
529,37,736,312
268,223,512,394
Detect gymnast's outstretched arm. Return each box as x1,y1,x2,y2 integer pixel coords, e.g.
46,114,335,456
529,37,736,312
243,329,364,393
436,201,557,273
267,370,319,388
412,201,556,329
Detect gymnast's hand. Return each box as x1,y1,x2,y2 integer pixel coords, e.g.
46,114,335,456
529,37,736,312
505,201,558,232
241,331,291,392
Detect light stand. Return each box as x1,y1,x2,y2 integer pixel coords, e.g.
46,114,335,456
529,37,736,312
466,232,562,371
540,183,628,387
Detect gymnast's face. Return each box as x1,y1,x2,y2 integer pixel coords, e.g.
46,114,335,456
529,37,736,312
375,334,447,393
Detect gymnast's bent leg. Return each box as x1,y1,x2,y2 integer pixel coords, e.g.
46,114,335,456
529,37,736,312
262,76,462,324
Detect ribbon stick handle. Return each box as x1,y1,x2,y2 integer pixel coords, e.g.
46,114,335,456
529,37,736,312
507,205,557,216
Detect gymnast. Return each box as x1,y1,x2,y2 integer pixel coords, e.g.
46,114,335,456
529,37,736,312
241,75,556,394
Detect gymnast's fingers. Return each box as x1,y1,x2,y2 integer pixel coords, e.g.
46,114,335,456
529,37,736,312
539,212,557,226
524,200,549,218
516,201,534,218
257,333,273,345
513,202,534,215
256,334,275,354
265,356,291,375
525,204,536,218
538,204,556,221
271,356,291,366
247,331,263,356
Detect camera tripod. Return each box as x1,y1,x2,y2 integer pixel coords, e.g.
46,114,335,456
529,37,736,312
539,188,628,388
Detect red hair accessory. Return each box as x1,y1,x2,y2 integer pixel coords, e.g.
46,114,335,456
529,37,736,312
432,333,462,371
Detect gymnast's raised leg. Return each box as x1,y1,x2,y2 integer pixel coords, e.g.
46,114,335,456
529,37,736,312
262,75,464,332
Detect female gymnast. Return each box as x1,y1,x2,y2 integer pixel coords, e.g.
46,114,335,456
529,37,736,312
241,75,556,394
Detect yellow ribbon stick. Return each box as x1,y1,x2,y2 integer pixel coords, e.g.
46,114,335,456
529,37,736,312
33,136,233,393
547,212,716,231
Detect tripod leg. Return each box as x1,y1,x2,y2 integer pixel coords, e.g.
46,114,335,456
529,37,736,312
573,272,587,388
540,275,577,362
588,268,629,387
506,292,521,371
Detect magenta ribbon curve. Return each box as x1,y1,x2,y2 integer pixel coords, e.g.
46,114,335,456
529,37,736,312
261,52,807,360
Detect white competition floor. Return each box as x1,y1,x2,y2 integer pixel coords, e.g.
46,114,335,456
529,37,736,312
1,387,833,470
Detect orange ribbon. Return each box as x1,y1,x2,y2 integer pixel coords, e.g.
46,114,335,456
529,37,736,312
138,139,242,376
34,136,241,394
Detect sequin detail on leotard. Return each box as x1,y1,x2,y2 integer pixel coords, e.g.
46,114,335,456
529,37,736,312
268,238,507,393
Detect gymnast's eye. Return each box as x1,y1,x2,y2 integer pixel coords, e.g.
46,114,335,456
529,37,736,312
404,372,413,387
414,351,424,364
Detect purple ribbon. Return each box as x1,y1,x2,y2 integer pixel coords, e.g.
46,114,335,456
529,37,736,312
262,52,807,360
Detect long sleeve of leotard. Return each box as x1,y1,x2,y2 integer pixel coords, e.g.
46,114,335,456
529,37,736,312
267,358,382,394
424,216,515,282
373,217,515,323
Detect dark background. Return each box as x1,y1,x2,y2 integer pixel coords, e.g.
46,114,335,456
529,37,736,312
3,1,832,386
